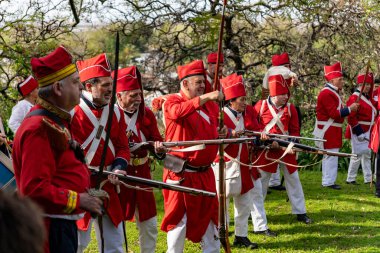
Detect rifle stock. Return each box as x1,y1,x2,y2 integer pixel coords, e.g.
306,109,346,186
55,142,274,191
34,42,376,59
89,169,217,197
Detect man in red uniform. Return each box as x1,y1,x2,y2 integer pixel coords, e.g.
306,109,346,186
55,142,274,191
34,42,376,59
12,46,103,253
262,52,298,191
114,66,166,253
213,73,275,249
262,52,298,99
161,59,225,252
345,73,376,184
313,62,359,189
71,53,130,253
205,52,225,93
254,74,311,224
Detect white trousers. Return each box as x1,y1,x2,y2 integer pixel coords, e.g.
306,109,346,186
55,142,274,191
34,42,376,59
250,178,268,232
260,168,306,214
166,214,220,253
268,167,281,187
228,190,250,237
77,215,125,253
322,148,339,186
134,210,158,253
347,150,372,183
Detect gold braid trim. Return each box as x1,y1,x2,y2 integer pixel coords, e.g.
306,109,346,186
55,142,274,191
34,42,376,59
38,64,77,87
63,190,78,214
37,97,71,122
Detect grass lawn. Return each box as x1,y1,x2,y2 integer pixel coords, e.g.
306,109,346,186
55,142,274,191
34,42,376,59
85,169,380,253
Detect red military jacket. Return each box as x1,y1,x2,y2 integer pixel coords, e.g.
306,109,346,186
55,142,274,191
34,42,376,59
253,98,300,174
345,91,377,139
71,93,130,229
119,106,162,222
13,103,90,216
315,84,349,149
160,90,219,243
214,105,260,195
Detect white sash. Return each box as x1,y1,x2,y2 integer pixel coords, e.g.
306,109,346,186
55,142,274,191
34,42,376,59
313,87,342,148
197,109,210,124
207,74,213,87
261,100,287,135
349,92,376,154
79,99,115,165
124,110,147,142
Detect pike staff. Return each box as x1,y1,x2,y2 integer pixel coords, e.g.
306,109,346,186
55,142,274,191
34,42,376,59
213,0,231,252
93,32,120,253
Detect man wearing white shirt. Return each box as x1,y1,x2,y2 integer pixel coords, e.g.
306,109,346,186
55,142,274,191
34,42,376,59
9,76,38,134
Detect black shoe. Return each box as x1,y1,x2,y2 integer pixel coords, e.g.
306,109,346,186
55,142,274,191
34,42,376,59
346,181,359,185
254,229,277,237
297,214,312,224
375,192,380,198
323,184,341,190
233,236,259,249
364,181,374,184
269,185,286,191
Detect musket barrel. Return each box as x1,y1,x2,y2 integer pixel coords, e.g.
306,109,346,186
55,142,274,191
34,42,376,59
270,138,355,157
322,150,358,158
244,130,326,142
91,169,216,197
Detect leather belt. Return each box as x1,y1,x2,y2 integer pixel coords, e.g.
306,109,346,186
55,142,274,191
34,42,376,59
185,164,210,172
130,156,149,166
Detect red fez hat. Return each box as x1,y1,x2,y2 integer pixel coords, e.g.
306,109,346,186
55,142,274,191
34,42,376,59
207,52,225,64
221,73,246,100
76,53,111,83
17,76,38,97
268,74,290,97
114,66,145,115
324,62,343,81
271,52,290,66
177,60,205,81
31,46,77,87
357,72,374,85
114,66,141,93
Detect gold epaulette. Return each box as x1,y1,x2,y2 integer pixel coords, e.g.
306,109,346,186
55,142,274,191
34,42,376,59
42,117,71,151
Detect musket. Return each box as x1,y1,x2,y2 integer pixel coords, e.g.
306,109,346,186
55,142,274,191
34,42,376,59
130,137,355,157
356,60,371,103
240,130,326,142
214,0,231,251
89,169,217,197
267,138,357,158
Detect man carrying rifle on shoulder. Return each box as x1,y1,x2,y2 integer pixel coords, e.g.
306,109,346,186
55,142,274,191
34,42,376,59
114,66,167,253
313,62,359,190
160,59,226,253
71,53,130,253
253,74,312,224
